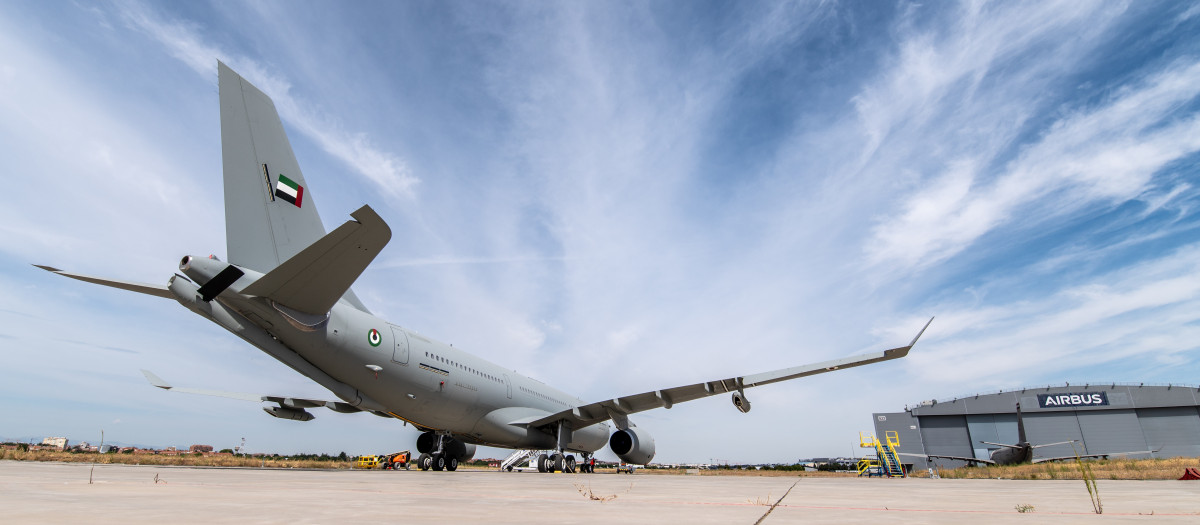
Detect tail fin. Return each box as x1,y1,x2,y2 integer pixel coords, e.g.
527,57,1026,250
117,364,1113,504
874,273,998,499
1016,403,1027,444
218,61,369,312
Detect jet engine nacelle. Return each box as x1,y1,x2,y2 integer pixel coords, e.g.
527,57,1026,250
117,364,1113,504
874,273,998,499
609,427,656,465
450,442,477,462
732,391,751,413
263,406,314,422
416,432,476,461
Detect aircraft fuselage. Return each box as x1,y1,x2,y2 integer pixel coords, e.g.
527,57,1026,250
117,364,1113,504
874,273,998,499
989,444,1033,465
172,254,611,453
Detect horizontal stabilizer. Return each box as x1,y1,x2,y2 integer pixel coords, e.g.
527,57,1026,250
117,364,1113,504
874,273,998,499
36,265,172,299
240,205,391,315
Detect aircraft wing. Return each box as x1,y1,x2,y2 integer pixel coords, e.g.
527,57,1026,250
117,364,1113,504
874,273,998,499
141,370,366,415
525,318,932,431
979,441,1024,450
897,452,996,465
1028,440,1076,449
34,265,172,299
1032,448,1160,464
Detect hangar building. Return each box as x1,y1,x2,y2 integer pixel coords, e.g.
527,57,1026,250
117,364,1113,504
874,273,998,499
872,383,1200,469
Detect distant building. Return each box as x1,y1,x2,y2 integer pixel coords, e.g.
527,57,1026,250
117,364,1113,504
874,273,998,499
41,437,68,451
874,383,1200,469
189,444,214,453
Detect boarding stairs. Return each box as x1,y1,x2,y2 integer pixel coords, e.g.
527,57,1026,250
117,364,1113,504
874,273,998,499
500,449,538,471
858,431,906,478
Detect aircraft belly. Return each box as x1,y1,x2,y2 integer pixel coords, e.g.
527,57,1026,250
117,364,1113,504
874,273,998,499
471,407,557,449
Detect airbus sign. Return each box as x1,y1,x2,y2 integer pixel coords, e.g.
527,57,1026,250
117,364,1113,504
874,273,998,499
1038,392,1109,408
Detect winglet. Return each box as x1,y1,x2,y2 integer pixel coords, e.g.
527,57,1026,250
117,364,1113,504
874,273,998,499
141,369,172,390
910,316,934,347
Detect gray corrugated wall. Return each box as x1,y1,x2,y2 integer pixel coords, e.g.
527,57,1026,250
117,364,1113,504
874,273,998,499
873,412,929,470
1023,412,1084,460
1137,406,1200,458
1078,409,1150,458
919,415,972,467
966,413,1019,460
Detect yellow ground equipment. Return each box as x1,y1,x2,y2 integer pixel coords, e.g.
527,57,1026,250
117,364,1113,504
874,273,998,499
356,455,382,469
355,451,410,470
857,431,906,478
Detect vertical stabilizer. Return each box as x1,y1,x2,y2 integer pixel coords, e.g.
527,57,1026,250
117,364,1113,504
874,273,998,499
218,61,369,312
1016,403,1027,444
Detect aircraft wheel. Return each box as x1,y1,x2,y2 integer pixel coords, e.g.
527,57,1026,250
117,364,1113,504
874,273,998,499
551,454,564,473
447,457,459,471
417,453,430,471
565,455,577,473
536,454,548,473
432,454,445,471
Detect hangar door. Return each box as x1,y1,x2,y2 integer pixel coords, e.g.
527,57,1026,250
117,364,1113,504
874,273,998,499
919,415,972,465
1077,409,1148,458
966,414,1019,461
1022,412,1083,460
1137,406,1200,458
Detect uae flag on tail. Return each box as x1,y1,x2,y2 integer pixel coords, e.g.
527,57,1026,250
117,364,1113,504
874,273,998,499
274,174,304,207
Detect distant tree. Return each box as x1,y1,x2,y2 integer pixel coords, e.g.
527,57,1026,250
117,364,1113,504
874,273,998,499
816,462,852,472
219,449,233,454
338,451,348,461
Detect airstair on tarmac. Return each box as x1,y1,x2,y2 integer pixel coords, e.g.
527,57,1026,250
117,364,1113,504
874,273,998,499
500,449,538,471
857,431,906,478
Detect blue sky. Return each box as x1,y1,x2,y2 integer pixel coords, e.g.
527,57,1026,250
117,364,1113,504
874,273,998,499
1,1,1198,464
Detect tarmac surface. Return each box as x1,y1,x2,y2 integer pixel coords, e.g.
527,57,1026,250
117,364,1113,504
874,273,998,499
2,461,1199,523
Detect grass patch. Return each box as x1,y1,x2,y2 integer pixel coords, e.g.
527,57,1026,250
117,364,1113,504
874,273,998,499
914,457,1198,480
1,449,354,469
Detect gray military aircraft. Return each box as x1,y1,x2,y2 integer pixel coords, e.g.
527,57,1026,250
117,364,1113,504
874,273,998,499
38,61,930,473
902,404,1156,466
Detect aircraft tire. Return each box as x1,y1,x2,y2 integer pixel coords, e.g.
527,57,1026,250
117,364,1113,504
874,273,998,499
536,454,548,473
551,454,564,473
432,454,445,471
447,457,458,472
417,453,430,471
565,455,576,473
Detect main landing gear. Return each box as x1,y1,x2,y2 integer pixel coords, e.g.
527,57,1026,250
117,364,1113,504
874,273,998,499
416,432,461,472
535,451,595,473
416,451,459,472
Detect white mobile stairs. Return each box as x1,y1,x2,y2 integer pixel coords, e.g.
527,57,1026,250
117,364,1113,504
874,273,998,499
500,449,539,471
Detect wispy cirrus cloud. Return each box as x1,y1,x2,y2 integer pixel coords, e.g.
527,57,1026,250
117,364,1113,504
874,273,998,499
117,1,419,199
868,59,1200,273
